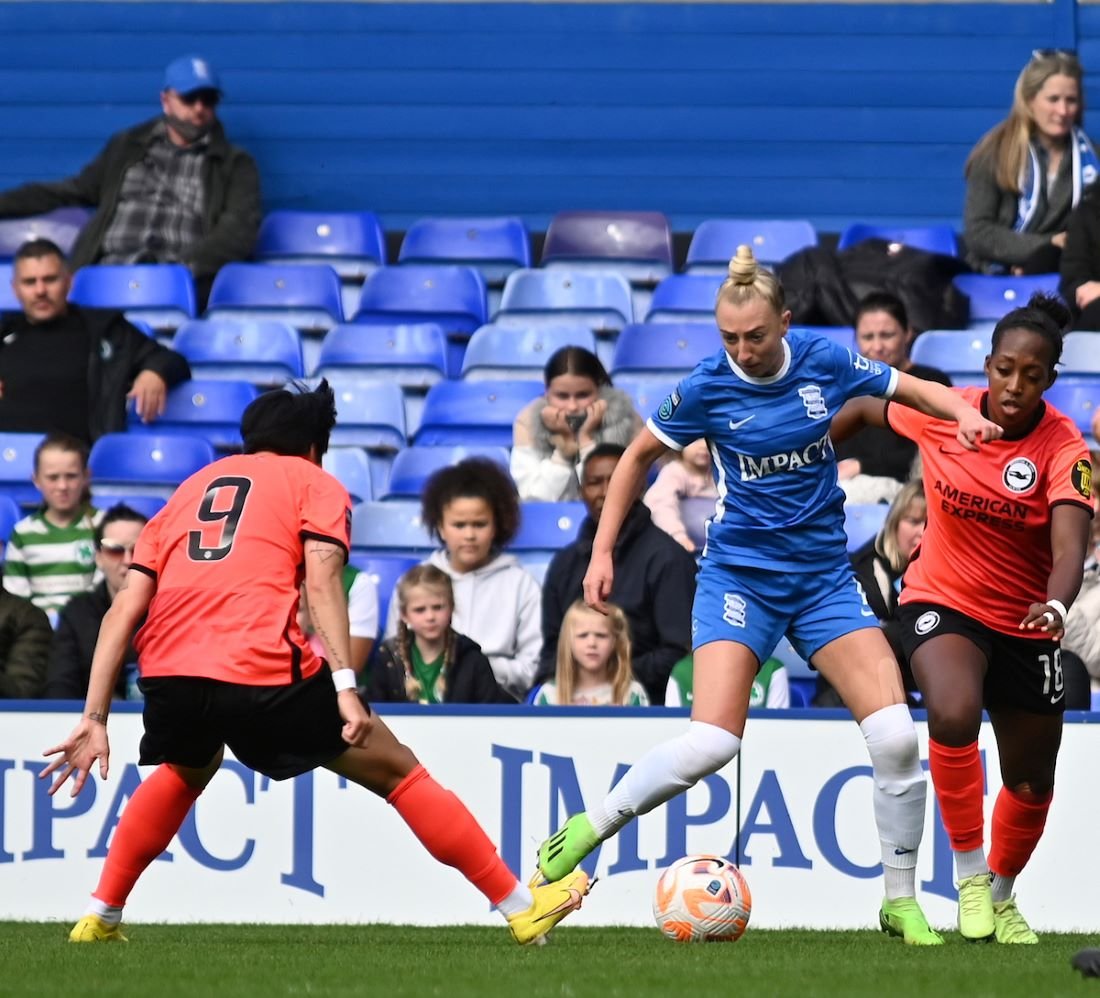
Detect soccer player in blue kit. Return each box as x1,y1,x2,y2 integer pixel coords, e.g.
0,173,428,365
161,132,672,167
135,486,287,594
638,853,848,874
536,246,1002,944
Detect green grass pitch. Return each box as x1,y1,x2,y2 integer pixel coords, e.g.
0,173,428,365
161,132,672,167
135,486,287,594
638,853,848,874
2,923,1098,997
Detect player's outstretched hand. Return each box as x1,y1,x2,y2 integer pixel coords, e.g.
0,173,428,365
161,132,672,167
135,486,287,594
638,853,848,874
582,551,614,615
955,408,1003,451
1020,602,1066,637
338,690,373,748
40,719,110,798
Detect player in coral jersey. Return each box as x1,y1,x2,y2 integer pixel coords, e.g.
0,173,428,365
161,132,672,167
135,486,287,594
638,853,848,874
40,381,588,946
835,294,1093,944
535,246,1003,947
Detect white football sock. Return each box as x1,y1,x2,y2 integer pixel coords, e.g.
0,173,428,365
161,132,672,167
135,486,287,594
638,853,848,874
991,873,1016,903
496,881,534,918
85,896,124,926
588,721,742,839
861,703,926,901
955,847,989,882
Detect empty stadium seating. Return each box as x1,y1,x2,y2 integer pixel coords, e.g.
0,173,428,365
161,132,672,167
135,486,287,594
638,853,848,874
540,210,673,285
686,219,817,272
610,322,715,378
206,263,345,332
837,223,958,256
0,207,93,260
88,433,216,498
350,500,435,558
461,323,597,381
173,319,305,386
952,273,1060,325
644,274,719,323
313,322,448,388
383,444,510,499
414,379,542,447
323,447,374,504
69,263,196,332
0,493,23,544
128,379,259,452
0,432,44,506
398,216,531,287
909,329,992,378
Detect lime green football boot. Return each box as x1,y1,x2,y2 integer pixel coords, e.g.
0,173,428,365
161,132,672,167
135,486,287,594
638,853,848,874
992,896,1038,944
879,897,944,945
957,872,995,942
537,813,600,883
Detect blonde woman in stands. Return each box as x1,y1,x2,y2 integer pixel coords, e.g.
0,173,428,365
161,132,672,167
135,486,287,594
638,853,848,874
964,50,1097,275
534,245,1002,947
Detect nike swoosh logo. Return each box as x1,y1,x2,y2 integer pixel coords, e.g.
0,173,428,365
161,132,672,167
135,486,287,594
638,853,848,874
1051,691,1065,704
534,887,584,922
893,847,914,856
729,415,755,431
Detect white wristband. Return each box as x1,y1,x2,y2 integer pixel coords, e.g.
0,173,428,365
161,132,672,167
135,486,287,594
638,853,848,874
331,668,357,693
1046,598,1068,623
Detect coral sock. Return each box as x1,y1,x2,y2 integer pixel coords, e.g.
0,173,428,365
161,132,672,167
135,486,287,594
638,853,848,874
388,764,518,906
988,786,1052,878
928,739,985,852
93,765,203,908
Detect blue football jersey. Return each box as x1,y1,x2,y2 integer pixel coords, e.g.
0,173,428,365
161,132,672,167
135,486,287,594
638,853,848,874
647,329,898,571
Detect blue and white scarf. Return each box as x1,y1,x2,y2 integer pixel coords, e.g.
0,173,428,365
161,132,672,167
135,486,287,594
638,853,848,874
1015,126,1099,231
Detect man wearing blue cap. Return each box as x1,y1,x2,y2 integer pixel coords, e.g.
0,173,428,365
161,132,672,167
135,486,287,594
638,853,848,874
0,55,260,304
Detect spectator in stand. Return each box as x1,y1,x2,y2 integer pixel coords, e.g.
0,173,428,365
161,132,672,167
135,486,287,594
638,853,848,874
0,55,260,306
298,564,378,678
1061,186,1100,329
1062,503,1100,696
535,444,696,705
46,505,148,700
383,458,541,701
0,571,52,698
834,293,951,503
4,432,103,623
0,239,190,441
370,565,512,704
666,650,789,710
963,50,1096,275
643,438,717,553
511,346,642,501
533,601,648,706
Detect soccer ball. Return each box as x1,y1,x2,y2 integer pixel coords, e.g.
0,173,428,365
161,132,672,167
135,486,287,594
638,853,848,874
652,855,752,942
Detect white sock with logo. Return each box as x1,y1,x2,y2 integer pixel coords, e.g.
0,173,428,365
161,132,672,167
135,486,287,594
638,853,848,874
588,721,742,839
861,703,927,901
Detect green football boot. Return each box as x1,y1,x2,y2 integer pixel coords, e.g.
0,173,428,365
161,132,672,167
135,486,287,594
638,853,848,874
537,813,600,883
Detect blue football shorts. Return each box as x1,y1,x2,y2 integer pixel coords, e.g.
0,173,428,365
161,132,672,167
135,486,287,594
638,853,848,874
690,557,880,666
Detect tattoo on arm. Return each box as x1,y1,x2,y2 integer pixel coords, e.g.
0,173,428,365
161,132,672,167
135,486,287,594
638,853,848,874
312,623,347,671
86,711,108,724
306,540,342,564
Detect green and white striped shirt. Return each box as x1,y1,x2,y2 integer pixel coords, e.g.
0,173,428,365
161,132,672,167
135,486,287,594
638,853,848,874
3,505,104,616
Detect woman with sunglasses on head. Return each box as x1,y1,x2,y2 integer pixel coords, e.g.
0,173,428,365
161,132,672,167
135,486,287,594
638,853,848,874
833,293,1093,943
46,504,149,700
964,50,1097,275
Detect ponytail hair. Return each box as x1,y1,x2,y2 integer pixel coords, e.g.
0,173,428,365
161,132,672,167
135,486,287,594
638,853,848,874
715,244,786,316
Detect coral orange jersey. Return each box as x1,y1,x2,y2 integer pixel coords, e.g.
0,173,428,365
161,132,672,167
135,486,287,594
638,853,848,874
888,386,1092,637
130,452,352,685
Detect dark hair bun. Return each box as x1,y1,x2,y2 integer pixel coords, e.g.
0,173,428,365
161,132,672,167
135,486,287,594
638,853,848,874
1025,291,1071,333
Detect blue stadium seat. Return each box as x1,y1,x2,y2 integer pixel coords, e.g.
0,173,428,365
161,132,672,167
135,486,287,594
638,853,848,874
1061,332,1100,374
644,274,720,323
844,503,889,552
88,433,216,498
69,263,196,332
686,219,817,272
838,223,958,257
128,379,259,452
322,447,374,504
255,210,386,279
909,329,992,377
89,493,167,520
205,263,344,333
0,431,44,506
1044,378,1100,441
786,679,812,708
0,207,93,260
0,263,15,311
399,217,531,285
354,265,488,375
461,323,597,381
383,445,510,500
613,376,676,421
313,323,447,389
326,377,407,451
415,379,543,446
347,552,420,633
0,493,23,544
511,501,586,552
497,269,634,332
611,322,716,378
952,274,1060,324
172,319,304,386
791,326,855,350
541,211,673,285
769,637,814,680
350,500,435,557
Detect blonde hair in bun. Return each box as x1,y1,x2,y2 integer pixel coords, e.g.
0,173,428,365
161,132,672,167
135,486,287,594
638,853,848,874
716,244,786,315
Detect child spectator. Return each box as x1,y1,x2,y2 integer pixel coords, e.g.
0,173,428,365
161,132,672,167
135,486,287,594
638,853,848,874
643,438,717,552
4,432,103,622
370,564,511,704
384,458,541,700
665,651,789,709
298,564,378,677
534,601,648,706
